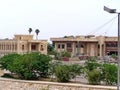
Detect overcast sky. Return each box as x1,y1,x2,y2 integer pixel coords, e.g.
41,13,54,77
0,0,120,41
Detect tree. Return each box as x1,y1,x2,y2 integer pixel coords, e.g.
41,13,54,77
0,52,52,80
28,28,32,34
35,29,40,39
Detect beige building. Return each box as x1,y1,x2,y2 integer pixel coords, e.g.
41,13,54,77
0,34,47,56
50,35,118,57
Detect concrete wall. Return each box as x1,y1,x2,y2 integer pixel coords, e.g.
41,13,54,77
0,78,116,90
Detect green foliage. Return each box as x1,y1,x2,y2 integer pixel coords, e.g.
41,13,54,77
84,57,117,85
84,57,102,85
47,43,54,55
86,69,102,85
84,57,101,71
61,51,71,58
111,54,117,59
0,52,52,80
54,52,61,60
54,64,82,82
102,63,117,85
49,61,62,77
55,65,70,82
50,51,71,60
69,64,82,78
0,53,21,70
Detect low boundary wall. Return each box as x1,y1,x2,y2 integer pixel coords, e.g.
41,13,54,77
0,78,117,90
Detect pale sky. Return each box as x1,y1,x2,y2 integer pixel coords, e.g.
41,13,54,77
0,0,120,41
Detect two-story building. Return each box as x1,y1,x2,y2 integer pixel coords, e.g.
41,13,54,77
0,34,47,56
50,35,118,57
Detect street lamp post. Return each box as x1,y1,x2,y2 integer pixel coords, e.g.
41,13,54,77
104,6,120,90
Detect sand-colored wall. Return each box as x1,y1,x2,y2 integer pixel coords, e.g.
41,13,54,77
0,78,116,90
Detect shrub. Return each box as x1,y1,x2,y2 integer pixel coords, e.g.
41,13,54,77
84,57,103,85
61,51,71,58
85,69,102,85
101,63,117,85
0,52,52,80
54,64,82,82
55,65,70,82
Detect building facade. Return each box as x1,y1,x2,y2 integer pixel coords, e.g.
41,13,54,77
50,35,118,57
0,35,47,56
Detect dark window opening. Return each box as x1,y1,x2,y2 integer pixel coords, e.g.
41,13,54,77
31,45,36,50
41,45,44,51
81,45,84,48
22,45,24,50
62,44,65,49
58,44,60,49
67,43,71,48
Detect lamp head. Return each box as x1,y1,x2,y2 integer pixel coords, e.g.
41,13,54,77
104,6,116,13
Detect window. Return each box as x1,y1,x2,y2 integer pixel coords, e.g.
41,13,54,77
67,43,71,48
40,45,44,51
62,44,65,49
81,45,84,48
98,45,100,48
58,44,60,49
22,45,24,50
31,45,36,50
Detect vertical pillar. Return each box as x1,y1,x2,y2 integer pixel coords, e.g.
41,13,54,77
17,41,20,54
29,43,31,52
72,42,75,57
99,44,102,57
117,13,120,90
38,43,40,52
77,41,80,55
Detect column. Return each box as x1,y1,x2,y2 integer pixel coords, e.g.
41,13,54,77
17,41,20,54
72,42,75,57
29,43,31,52
77,41,80,55
99,44,102,57
38,43,40,52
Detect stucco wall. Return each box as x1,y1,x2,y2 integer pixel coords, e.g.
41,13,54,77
0,78,116,90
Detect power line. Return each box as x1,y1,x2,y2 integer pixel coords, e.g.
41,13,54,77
100,17,116,36
87,16,117,35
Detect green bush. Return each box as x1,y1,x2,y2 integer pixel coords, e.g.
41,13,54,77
84,57,102,85
84,57,117,85
61,51,71,58
102,63,117,85
55,65,70,82
55,52,61,60
49,61,62,80
0,52,52,80
54,64,82,82
84,57,101,71
86,69,102,85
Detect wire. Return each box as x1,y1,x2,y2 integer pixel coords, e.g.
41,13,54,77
87,16,117,35
100,17,116,36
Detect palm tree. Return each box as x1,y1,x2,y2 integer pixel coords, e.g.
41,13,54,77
35,29,40,39
28,28,32,34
